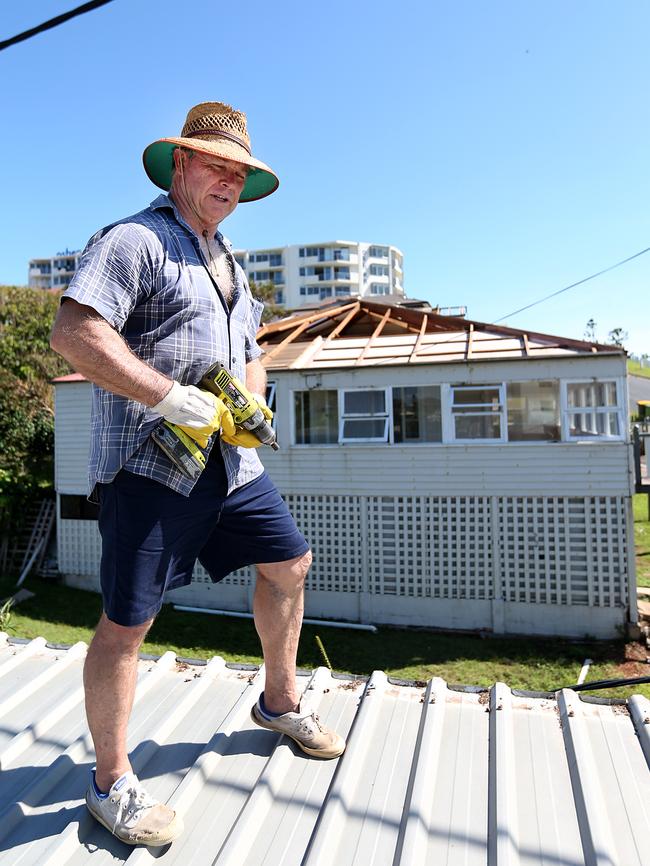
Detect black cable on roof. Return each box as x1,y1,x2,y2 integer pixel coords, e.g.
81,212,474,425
556,675,650,693
0,0,116,52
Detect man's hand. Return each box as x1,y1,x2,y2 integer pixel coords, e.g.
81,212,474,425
154,382,235,448
251,392,273,422
220,391,273,449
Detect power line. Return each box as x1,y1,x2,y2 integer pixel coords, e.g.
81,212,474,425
493,245,650,324
0,0,116,52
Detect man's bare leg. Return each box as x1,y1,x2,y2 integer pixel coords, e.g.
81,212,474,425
83,612,154,792
253,551,311,714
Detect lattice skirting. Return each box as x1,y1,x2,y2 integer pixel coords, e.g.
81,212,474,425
57,494,631,634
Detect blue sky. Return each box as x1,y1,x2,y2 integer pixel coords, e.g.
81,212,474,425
2,1,649,354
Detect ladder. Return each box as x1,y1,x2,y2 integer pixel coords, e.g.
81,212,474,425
15,499,56,587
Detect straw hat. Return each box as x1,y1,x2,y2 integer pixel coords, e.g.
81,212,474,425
142,102,279,202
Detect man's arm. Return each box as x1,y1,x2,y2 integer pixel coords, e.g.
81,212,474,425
245,357,267,399
50,299,172,406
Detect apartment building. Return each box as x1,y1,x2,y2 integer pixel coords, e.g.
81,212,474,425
28,240,404,308
234,241,404,308
28,250,82,290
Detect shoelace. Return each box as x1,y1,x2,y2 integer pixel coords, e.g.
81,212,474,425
111,784,156,831
298,711,325,736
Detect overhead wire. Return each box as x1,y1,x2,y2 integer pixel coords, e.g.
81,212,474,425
0,0,116,52
493,245,650,324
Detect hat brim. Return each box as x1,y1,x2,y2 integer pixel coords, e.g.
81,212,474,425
142,138,279,202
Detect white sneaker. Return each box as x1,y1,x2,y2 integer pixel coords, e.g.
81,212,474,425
86,771,183,846
251,701,346,759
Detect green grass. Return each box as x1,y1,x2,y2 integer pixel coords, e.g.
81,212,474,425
1,571,648,701
634,492,650,588
628,359,650,379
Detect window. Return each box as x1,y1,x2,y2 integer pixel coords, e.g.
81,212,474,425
451,385,505,440
319,286,333,299
265,381,277,429
370,283,389,295
369,264,389,276
274,290,284,304
336,287,352,296
368,245,389,258
507,381,560,441
269,254,282,266
333,248,350,261
294,390,338,444
563,381,622,439
393,386,442,442
340,389,390,442
334,267,350,280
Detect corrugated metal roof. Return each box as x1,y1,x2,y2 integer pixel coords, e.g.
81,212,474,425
257,300,623,371
1,635,648,865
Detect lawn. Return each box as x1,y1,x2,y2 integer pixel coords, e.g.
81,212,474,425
628,359,650,379
1,565,648,701
634,492,650,588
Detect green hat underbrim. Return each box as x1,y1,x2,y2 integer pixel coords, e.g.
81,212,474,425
142,140,279,203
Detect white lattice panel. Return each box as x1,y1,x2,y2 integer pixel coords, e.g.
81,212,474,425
284,495,363,592
498,496,627,606
365,496,432,597
192,563,253,586
430,496,493,600
58,520,102,576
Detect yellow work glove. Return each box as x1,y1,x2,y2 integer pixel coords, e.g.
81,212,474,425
177,393,235,449
220,392,272,449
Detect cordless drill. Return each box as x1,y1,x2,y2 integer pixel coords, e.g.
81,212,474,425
151,362,278,479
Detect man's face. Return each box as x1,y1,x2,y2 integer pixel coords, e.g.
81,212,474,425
174,150,248,227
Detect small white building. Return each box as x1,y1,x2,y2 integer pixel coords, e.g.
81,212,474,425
53,299,638,638
233,241,404,308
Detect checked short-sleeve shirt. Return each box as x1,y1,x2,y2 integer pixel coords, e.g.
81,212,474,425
63,194,265,499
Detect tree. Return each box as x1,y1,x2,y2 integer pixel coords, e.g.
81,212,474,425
584,318,597,341
607,327,628,348
0,286,71,497
249,280,289,323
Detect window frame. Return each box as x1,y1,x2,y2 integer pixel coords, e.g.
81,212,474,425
560,378,625,441
445,383,507,443
338,387,391,444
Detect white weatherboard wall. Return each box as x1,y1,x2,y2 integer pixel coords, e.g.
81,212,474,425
54,351,637,638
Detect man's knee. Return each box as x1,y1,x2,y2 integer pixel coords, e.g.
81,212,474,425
256,549,312,587
92,612,154,654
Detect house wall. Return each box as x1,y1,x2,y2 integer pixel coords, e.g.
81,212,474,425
53,352,637,637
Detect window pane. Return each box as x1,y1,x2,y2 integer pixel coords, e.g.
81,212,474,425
569,410,620,438
567,381,618,408
343,390,386,415
507,381,560,441
294,390,338,444
453,387,501,407
342,419,388,440
455,414,501,439
393,386,442,442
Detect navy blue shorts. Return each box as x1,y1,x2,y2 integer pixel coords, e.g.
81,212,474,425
97,452,309,627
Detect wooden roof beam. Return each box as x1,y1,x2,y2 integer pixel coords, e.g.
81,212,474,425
366,309,422,334
257,302,358,340
357,308,391,364
466,323,474,360
324,302,362,342
409,314,429,363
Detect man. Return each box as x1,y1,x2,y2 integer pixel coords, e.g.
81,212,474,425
50,101,345,848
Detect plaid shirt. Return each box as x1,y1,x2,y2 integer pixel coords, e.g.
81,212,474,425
63,194,265,498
